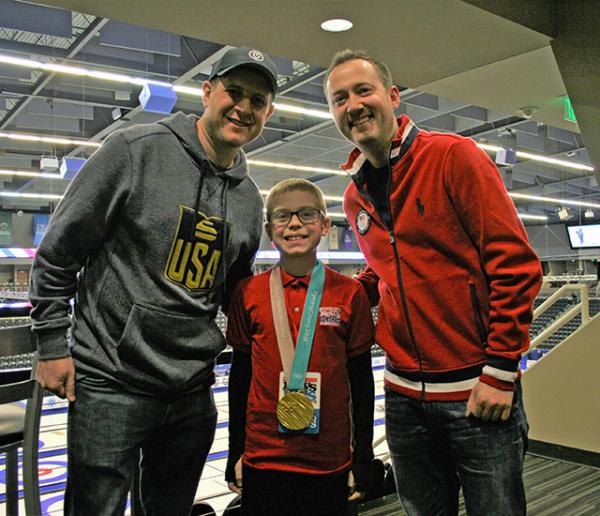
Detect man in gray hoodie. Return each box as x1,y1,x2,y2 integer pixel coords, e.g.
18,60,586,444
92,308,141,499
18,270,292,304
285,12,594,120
29,47,278,515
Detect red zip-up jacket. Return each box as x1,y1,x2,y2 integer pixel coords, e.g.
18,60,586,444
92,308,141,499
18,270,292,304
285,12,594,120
343,115,543,401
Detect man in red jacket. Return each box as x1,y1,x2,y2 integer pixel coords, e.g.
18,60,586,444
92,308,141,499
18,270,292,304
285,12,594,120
325,49,543,515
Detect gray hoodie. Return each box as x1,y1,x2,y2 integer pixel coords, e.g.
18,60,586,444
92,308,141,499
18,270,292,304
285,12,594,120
29,112,264,396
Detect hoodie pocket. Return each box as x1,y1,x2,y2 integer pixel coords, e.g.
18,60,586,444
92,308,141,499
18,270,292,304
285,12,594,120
468,283,488,347
116,303,225,390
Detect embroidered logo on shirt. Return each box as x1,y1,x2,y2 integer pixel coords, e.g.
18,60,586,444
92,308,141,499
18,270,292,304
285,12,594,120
356,210,371,235
319,307,342,326
416,197,425,217
164,205,229,292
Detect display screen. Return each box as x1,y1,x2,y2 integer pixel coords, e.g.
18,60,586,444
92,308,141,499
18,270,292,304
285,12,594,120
566,223,600,249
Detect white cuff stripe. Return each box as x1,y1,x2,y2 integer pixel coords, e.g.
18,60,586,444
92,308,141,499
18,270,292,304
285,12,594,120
482,365,518,382
384,370,478,393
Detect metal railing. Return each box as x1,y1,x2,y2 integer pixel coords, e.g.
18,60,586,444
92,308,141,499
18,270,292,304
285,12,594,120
527,284,592,367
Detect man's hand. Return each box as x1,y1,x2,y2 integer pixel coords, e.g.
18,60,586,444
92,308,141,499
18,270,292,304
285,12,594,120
466,381,513,421
347,470,366,502
227,458,243,495
35,357,76,402
348,489,366,502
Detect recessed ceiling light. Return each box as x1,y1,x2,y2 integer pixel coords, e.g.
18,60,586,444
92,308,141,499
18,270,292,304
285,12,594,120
321,18,353,32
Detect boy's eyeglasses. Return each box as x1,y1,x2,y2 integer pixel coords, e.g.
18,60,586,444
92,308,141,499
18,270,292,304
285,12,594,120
268,208,324,227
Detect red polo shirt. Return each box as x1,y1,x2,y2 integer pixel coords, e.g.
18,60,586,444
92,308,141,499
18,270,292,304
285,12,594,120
226,265,373,475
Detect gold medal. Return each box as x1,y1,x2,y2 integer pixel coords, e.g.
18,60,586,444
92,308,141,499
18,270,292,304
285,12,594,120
276,391,314,431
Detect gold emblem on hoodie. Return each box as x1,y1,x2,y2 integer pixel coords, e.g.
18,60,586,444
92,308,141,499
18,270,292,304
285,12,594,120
165,205,227,291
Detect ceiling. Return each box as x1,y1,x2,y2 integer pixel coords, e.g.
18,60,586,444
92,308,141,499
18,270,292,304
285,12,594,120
0,0,599,226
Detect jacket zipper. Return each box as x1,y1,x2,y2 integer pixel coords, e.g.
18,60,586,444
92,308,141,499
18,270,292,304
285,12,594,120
384,159,425,400
351,153,425,399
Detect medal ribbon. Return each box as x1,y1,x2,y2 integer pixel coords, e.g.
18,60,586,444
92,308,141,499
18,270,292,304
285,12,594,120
269,261,324,391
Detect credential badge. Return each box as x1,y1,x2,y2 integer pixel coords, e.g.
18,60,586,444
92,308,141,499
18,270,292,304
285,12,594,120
356,209,371,235
249,49,264,62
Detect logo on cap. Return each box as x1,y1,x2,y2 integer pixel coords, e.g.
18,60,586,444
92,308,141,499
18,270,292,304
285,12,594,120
248,49,265,62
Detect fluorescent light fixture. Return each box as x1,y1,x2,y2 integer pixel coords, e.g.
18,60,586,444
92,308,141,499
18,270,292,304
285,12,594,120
509,192,600,209
477,142,594,172
0,127,594,215
516,150,593,171
249,159,346,176
4,151,351,190
584,209,595,218
475,143,502,153
0,53,154,86
0,53,329,119
172,85,203,97
518,213,548,221
247,160,599,210
0,168,62,178
320,19,353,32
0,191,63,200
0,131,101,148
168,91,333,119
316,251,365,260
272,102,332,119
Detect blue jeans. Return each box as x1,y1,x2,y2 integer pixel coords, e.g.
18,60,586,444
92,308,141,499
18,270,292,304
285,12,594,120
385,385,528,516
65,375,217,516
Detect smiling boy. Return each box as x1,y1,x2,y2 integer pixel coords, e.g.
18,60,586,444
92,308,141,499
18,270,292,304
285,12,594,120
225,178,375,515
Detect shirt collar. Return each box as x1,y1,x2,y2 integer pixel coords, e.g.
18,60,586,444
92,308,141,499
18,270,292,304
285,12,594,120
341,114,417,175
279,266,311,288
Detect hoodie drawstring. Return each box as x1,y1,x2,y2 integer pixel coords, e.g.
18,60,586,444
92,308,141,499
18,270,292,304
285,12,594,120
190,171,205,242
220,179,230,302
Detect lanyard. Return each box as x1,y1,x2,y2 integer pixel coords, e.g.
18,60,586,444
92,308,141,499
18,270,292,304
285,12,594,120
269,261,324,391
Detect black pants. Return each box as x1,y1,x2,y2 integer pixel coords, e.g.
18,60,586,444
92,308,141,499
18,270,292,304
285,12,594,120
241,464,349,516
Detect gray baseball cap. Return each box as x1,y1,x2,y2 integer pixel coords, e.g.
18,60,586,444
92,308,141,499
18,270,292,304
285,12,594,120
209,47,279,94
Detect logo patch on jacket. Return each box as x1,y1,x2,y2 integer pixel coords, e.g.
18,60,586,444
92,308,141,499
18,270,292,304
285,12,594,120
319,307,342,326
165,205,229,292
356,210,371,235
